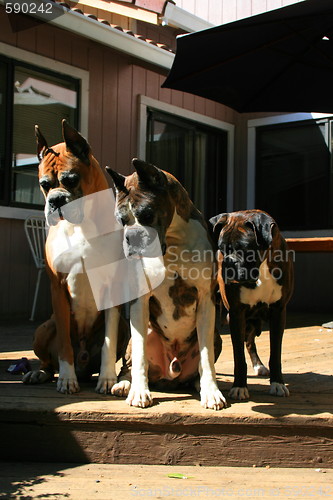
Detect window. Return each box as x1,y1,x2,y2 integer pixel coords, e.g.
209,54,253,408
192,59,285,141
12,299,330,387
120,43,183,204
0,56,79,207
146,109,228,218
256,120,333,231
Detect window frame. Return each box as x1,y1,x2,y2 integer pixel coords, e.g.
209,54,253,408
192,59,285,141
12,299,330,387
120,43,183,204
0,42,89,220
247,113,333,237
138,95,235,213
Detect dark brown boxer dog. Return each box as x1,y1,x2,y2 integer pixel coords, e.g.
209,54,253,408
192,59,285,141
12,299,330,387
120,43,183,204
23,120,127,393
210,210,294,400
106,159,226,410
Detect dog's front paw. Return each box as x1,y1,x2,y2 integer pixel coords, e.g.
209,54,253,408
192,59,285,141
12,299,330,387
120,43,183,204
201,387,227,410
22,370,53,384
126,386,153,408
57,360,79,394
57,376,79,394
96,373,117,394
269,382,289,397
253,364,270,377
229,386,249,400
111,380,131,397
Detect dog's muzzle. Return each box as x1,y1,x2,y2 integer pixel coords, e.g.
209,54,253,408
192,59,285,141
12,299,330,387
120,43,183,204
123,225,164,259
45,189,83,226
222,253,259,285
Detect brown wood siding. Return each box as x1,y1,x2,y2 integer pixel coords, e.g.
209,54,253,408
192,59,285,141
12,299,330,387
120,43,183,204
0,6,235,318
0,7,236,173
0,218,51,319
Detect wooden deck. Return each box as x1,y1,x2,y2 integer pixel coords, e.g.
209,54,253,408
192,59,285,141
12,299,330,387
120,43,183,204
0,314,332,468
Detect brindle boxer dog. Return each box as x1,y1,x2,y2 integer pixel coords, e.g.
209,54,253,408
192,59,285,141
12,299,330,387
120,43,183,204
106,159,226,410
23,120,127,393
210,210,294,400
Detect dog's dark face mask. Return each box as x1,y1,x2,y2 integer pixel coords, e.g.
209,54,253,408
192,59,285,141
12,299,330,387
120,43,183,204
210,211,276,287
106,159,174,259
39,166,83,226
219,233,261,286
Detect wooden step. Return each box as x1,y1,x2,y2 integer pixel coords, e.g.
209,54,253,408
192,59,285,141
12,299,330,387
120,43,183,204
0,316,332,468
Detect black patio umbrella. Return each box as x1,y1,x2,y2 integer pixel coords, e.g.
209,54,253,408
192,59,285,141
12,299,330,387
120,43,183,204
162,0,333,113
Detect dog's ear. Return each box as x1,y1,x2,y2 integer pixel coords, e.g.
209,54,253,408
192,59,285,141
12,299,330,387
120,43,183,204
105,167,128,194
62,119,90,166
250,212,277,249
132,158,167,189
35,125,48,161
209,213,229,237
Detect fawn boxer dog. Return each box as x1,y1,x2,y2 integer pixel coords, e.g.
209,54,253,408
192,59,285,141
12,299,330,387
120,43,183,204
25,312,129,385
210,210,294,400
23,120,127,393
106,159,226,410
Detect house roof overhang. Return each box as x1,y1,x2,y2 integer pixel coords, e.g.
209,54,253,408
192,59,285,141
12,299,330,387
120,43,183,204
70,0,172,24
116,0,171,15
1,0,215,67
0,0,175,69
96,0,214,30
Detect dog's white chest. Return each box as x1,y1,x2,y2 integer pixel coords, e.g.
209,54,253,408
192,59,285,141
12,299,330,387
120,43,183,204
47,221,99,331
47,221,92,274
145,212,213,342
153,282,197,340
240,260,282,307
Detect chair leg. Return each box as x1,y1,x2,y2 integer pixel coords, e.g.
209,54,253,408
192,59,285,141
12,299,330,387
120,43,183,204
30,269,43,321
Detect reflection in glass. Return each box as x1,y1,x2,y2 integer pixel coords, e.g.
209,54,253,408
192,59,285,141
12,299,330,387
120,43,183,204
12,67,78,205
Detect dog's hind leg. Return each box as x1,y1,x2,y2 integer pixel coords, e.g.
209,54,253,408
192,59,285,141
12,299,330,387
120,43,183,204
111,337,132,398
23,317,57,384
95,307,119,394
113,360,131,397
245,320,269,377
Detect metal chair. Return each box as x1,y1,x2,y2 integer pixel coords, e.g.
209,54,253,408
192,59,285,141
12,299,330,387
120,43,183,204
24,215,47,321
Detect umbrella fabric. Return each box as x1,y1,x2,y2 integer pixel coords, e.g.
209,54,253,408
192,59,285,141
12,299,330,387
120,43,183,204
162,0,333,113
